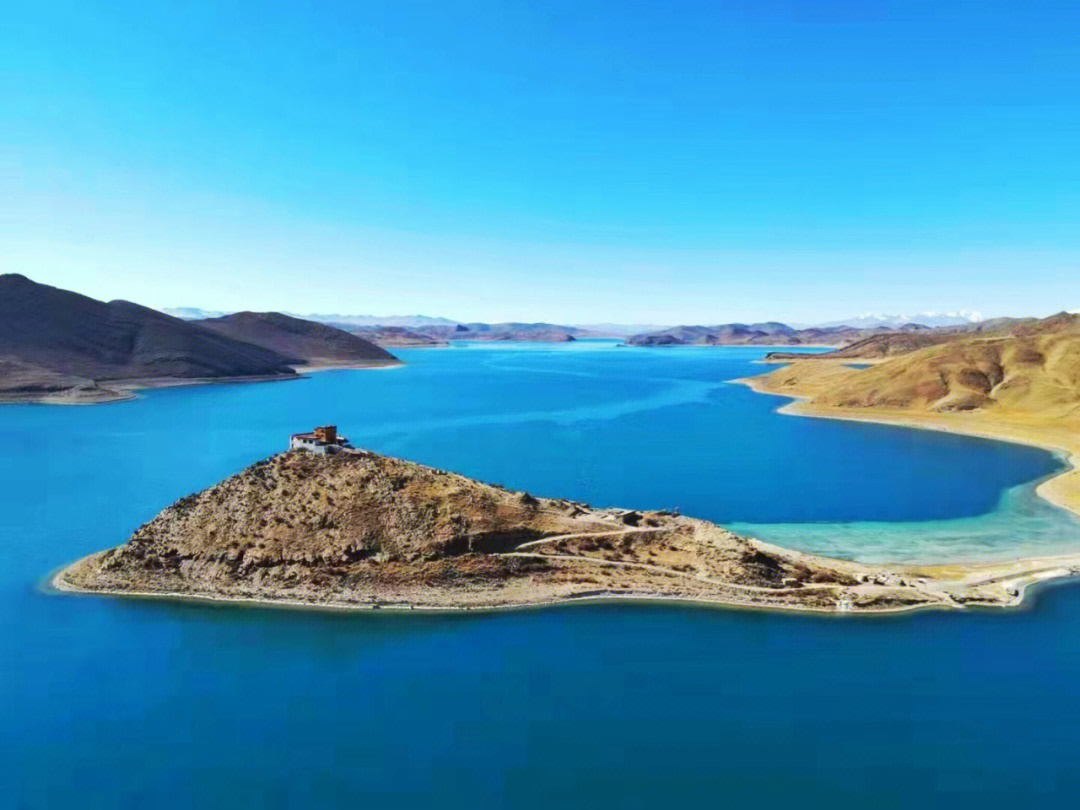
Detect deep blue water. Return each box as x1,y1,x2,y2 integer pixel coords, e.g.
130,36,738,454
4,342,1080,808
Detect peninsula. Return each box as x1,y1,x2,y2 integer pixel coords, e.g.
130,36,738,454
55,431,1080,614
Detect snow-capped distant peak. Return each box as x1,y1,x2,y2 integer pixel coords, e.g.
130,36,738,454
816,311,984,329
163,307,231,320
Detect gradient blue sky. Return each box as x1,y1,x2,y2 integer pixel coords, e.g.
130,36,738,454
4,0,1078,323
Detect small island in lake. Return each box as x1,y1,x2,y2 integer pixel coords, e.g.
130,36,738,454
55,425,1080,614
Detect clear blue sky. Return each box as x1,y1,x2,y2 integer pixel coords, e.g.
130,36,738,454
3,0,1078,323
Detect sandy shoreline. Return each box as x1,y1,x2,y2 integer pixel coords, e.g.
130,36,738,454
293,360,403,374
737,368,1080,520
48,549,1080,616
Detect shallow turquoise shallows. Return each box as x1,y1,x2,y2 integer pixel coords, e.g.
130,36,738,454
4,341,1080,809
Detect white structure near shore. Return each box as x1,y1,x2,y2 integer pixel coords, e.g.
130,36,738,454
289,425,351,455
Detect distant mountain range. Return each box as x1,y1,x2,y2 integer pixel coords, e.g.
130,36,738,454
6,275,1067,407
165,308,461,330
165,306,994,341
423,323,588,342
296,313,462,329
167,308,636,337
159,307,611,345
624,322,938,348
571,323,670,338
808,312,984,330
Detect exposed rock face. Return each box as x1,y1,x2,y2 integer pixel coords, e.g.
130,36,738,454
57,450,1022,613
0,275,299,402
196,312,401,367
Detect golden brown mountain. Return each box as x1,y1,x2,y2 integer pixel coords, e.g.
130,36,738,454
809,313,1080,414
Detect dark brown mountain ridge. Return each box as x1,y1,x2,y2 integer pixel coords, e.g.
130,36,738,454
196,311,400,367
0,275,400,403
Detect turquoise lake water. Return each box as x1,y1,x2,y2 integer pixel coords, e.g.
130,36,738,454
4,341,1080,808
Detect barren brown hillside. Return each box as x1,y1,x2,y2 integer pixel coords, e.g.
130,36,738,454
0,274,300,401
810,313,1080,415
63,449,998,612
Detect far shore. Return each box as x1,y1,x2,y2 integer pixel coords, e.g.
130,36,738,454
624,342,844,350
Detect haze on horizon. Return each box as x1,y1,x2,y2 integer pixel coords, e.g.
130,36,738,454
4,1,1079,324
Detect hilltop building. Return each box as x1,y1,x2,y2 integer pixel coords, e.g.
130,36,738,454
289,425,351,455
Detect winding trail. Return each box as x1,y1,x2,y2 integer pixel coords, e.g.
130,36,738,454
512,526,668,551
499,524,856,597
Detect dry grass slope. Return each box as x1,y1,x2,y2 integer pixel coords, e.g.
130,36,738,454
813,313,1080,415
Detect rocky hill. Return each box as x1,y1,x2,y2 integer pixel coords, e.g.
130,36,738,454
806,313,1080,414
752,313,1080,417
0,275,299,402
58,448,1043,613
197,312,400,367
626,322,929,347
